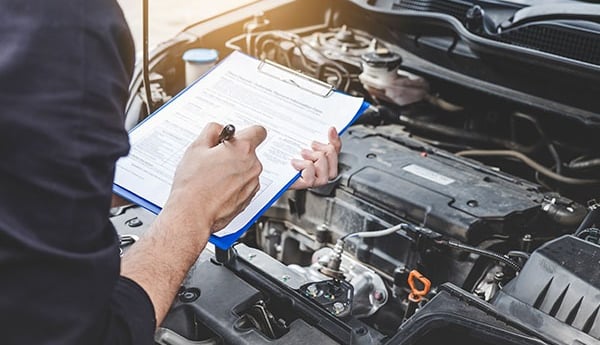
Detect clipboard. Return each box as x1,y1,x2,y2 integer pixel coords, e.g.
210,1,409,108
113,51,370,250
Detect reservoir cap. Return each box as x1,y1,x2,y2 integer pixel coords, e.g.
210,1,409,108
182,48,219,64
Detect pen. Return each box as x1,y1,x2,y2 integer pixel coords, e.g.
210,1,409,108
218,124,236,143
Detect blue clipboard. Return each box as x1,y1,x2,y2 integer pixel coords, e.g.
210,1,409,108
113,52,371,249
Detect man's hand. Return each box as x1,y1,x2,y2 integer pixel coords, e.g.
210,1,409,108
121,123,266,326
166,123,266,235
290,127,342,189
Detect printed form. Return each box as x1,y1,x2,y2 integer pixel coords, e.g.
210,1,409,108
114,51,364,241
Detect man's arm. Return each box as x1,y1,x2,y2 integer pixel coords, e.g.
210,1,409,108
121,123,266,325
118,124,341,325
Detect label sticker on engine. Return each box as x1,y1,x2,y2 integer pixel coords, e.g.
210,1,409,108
402,164,455,185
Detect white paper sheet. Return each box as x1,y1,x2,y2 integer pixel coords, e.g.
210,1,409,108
114,51,364,238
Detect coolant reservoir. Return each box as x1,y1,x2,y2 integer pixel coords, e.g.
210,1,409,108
359,48,428,106
182,48,219,86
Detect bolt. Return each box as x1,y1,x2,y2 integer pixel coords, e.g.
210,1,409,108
125,217,143,228
178,288,201,303
494,271,505,282
522,234,533,252
355,327,368,336
373,290,385,302
281,275,291,282
333,302,345,314
306,284,319,297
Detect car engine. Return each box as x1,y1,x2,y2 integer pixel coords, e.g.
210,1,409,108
112,0,600,344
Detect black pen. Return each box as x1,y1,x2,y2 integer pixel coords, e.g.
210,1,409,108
218,124,236,143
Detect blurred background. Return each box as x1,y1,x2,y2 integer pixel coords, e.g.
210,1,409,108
117,0,255,49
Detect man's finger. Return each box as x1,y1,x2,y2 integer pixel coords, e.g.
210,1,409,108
303,148,337,180
236,125,267,149
312,154,329,186
290,159,316,189
328,127,342,153
301,149,326,162
195,122,224,148
310,142,338,179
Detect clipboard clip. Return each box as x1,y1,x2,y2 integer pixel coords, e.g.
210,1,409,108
257,59,334,98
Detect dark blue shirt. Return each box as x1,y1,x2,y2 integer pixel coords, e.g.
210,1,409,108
0,0,155,343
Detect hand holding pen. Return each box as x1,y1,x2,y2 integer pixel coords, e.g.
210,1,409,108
169,122,266,233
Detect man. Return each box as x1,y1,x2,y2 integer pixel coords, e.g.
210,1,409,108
0,1,341,343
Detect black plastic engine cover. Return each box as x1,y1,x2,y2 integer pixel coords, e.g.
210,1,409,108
161,259,342,345
492,235,600,345
339,125,552,244
386,284,548,345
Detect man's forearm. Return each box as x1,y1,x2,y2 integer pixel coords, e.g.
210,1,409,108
120,205,210,326
119,124,268,329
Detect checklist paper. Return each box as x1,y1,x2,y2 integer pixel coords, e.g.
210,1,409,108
113,51,368,249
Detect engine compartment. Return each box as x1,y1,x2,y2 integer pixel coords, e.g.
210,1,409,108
115,0,600,343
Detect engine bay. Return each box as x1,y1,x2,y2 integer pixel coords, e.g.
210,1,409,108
114,0,600,344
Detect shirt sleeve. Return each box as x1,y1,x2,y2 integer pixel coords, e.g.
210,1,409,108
104,277,157,345
0,1,155,343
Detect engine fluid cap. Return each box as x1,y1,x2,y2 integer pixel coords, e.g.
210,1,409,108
182,48,218,64
361,49,402,70
407,270,431,303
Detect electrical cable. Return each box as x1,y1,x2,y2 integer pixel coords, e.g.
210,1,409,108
142,0,152,116
575,206,600,235
339,223,522,273
398,116,542,154
290,41,318,74
512,112,562,174
568,157,600,170
316,63,345,90
225,35,243,51
292,34,352,88
456,150,600,185
253,32,319,74
436,240,522,272
260,31,316,73
259,39,295,68
341,223,407,241
410,134,476,151
575,227,600,245
323,223,407,280
424,94,464,112
507,250,531,260
576,228,599,237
